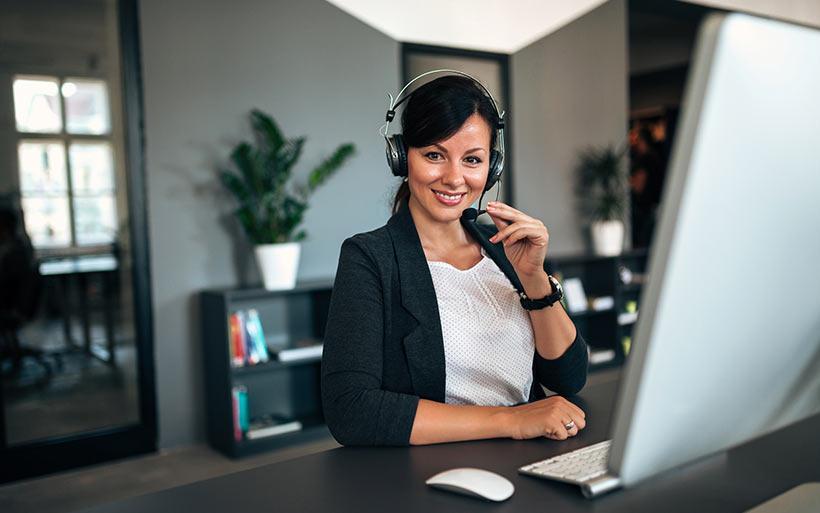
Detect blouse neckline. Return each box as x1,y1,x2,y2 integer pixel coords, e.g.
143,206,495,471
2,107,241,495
426,248,490,273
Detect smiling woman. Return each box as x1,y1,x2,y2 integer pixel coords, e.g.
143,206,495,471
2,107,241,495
320,73,589,447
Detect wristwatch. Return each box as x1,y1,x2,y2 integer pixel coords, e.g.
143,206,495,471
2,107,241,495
519,275,564,310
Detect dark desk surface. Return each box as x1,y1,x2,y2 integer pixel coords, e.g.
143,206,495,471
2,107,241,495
82,380,820,513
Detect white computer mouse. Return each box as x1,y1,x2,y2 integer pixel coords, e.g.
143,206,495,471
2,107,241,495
425,467,515,502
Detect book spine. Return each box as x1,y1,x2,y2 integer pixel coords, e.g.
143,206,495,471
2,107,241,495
231,387,242,442
227,313,237,366
246,309,269,363
231,385,249,441
237,386,249,433
239,311,260,365
229,313,245,367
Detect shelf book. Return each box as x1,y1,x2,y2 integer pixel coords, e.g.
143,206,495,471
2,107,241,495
201,280,333,458
227,308,323,368
229,310,270,367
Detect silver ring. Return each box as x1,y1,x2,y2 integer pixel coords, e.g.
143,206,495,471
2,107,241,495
564,420,576,431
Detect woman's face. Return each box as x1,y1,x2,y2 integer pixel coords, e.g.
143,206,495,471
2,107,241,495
406,112,492,225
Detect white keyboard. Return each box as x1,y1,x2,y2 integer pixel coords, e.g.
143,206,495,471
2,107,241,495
519,440,612,484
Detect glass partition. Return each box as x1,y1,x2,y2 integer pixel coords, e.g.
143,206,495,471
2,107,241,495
0,0,155,481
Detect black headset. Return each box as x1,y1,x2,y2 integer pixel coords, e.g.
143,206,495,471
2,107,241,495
381,69,506,192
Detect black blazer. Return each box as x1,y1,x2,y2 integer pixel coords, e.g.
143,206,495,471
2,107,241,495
321,201,588,446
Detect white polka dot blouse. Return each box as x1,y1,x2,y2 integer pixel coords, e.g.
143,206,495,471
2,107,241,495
427,248,536,406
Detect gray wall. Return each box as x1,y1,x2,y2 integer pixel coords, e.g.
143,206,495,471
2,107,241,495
511,0,628,255
139,0,399,447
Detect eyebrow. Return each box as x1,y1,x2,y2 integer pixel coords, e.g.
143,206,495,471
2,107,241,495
432,143,487,154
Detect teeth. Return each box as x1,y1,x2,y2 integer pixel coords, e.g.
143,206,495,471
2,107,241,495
434,191,464,201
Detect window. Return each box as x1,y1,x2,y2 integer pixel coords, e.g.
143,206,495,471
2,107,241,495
12,75,117,248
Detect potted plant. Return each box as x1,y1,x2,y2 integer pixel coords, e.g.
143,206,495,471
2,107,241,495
574,144,628,256
220,109,355,290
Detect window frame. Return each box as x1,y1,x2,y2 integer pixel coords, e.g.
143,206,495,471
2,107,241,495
13,73,118,253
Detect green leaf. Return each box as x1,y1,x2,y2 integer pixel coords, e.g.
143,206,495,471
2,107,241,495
235,205,261,243
219,170,250,206
230,142,265,197
251,109,286,155
307,143,355,193
274,137,306,188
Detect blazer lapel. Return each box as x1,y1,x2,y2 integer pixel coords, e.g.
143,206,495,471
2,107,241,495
386,201,446,402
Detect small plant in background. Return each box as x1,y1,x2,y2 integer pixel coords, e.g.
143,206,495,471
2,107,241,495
220,109,355,244
574,143,628,256
574,143,628,223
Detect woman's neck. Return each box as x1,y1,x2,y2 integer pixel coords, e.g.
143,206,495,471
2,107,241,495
408,197,476,260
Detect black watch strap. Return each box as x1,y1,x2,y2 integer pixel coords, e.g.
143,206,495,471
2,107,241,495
519,275,564,310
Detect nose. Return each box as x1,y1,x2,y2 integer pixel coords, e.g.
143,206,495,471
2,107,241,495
440,160,466,188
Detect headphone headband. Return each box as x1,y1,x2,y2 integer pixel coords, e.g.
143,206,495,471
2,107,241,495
381,69,505,139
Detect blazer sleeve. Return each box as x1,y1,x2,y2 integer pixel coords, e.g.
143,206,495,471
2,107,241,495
321,237,420,446
533,330,589,396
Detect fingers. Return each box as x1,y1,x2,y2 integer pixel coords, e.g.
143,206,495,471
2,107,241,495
564,412,586,431
487,211,510,232
489,221,547,247
562,399,586,421
486,201,531,223
542,400,587,440
506,224,548,248
544,421,569,440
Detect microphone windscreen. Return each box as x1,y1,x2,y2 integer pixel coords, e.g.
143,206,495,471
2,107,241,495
461,207,478,222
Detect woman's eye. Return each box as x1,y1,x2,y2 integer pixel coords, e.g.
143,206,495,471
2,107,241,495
465,156,483,165
425,152,443,161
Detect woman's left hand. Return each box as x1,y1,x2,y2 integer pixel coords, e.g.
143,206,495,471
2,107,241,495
486,201,550,291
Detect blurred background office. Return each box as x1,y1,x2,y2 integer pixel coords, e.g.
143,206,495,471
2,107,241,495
1,0,819,511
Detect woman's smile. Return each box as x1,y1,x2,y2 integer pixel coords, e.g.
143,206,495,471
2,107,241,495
432,189,467,206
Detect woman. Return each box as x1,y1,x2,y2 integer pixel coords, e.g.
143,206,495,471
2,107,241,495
321,74,588,446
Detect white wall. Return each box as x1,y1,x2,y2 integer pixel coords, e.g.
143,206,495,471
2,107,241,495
139,0,399,447
511,0,628,255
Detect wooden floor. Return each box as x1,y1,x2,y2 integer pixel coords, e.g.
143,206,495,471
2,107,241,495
0,368,620,513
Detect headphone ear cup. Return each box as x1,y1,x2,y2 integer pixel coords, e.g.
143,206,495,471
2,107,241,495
484,149,504,191
385,134,408,177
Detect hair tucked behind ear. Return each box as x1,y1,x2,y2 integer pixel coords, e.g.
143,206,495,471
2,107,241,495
390,75,499,214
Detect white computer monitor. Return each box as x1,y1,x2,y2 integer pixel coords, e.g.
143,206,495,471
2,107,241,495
608,11,820,492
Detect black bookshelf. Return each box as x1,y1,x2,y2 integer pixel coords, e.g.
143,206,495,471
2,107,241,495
546,249,649,371
200,280,333,458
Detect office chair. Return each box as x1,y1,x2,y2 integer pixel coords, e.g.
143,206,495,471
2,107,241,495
0,211,52,378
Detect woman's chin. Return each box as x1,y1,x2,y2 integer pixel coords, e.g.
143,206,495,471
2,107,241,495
430,203,472,223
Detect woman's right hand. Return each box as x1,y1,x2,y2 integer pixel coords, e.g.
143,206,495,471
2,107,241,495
504,396,587,440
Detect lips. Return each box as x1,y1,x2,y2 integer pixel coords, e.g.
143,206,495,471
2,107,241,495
432,189,467,206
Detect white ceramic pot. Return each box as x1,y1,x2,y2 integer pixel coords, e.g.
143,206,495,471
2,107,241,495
254,242,301,290
591,220,624,256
